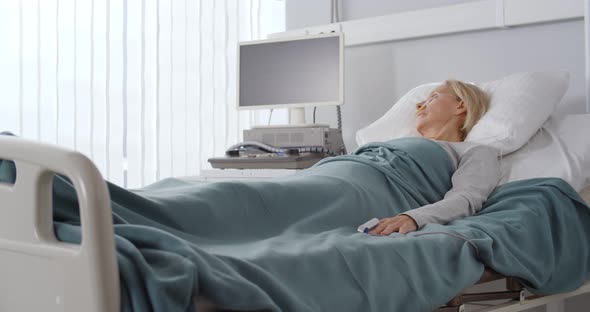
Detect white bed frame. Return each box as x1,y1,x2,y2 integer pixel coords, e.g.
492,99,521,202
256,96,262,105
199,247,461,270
0,137,589,312
0,136,119,312
475,280,590,312
448,278,590,312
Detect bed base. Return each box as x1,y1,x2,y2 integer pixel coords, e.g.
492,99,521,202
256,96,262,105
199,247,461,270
196,270,580,312
435,270,525,312
196,279,590,312
436,273,590,312
194,269,528,312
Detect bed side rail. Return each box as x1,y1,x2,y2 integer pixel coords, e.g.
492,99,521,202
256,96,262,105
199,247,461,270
0,136,119,312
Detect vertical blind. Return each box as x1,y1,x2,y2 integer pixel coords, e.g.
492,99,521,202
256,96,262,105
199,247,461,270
0,0,286,188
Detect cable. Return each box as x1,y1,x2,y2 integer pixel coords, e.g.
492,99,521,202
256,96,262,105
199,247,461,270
268,108,273,125
336,106,342,130
226,141,338,156
332,0,335,23
337,105,345,156
332,0,346,155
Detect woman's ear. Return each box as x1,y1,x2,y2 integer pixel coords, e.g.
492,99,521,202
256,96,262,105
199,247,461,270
455,101,467,115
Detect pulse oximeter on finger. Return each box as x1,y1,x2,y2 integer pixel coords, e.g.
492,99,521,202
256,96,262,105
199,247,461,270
357,218,380,234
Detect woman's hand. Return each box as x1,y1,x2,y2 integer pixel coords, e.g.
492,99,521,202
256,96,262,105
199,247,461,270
368,215,418,235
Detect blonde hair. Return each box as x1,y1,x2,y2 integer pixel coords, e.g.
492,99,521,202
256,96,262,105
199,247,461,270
444,79,490,138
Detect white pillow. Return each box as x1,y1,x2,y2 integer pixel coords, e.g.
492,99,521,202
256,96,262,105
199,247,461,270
356,71,570,154
499,114,590,192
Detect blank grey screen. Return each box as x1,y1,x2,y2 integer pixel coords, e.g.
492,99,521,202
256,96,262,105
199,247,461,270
239,36,340,107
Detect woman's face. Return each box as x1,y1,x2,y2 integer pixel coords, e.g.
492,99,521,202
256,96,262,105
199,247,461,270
415,85,463,131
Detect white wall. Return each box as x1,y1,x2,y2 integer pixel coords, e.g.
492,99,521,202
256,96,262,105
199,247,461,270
286,1,586,154
338,0,477,21
285,0,477,30
286,1,588,312
285,0,331,30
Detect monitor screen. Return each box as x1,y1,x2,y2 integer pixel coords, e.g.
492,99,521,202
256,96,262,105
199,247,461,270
237,33,343,110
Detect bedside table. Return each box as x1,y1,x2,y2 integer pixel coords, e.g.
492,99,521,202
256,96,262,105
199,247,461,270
183,169,300,183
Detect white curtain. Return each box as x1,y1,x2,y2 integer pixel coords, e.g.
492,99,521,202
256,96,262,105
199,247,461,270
0,0,286,188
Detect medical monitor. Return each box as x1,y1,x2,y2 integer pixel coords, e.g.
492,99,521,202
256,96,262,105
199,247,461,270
237,32,343,125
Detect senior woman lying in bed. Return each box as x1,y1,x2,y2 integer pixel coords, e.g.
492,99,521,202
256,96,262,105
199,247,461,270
4,79,590,312
371,79,499,235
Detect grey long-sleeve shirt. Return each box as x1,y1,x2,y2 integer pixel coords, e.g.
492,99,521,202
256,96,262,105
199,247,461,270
402,141,501,229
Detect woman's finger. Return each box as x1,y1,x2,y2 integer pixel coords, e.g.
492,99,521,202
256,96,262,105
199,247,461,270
380,223,399,235
368,217,405,235
369,218,393,234
368,221,388,235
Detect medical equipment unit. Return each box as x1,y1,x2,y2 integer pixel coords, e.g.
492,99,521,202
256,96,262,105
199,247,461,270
208,124,345,169
208,33,346,169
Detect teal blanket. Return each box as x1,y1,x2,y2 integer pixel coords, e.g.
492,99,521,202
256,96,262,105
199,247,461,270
2,137,590,312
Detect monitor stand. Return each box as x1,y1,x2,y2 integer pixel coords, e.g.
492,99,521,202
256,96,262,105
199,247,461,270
289,107,307,125
251,107,329,129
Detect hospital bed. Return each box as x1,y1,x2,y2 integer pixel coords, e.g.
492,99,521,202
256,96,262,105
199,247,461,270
0,135,589,312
